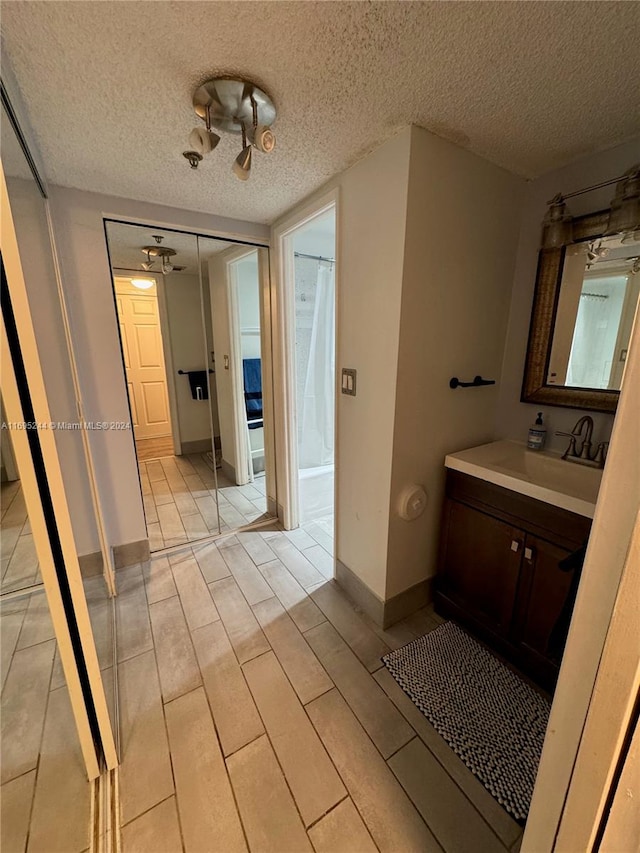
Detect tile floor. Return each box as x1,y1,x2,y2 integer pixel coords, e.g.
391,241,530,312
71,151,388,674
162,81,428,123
139,454,269,551
1,480,118,851
0,574,115,853
1,481,41,595
117,526,524,853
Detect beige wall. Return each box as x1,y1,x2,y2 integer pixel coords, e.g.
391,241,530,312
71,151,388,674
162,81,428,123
48,186,268,552
207,250,238,476
546,245,587,386
385,127,524,597
163,272,214,447
334,130,412,598
495,138,640,451
6,177,99,554
273,129,412,598
273,125,524,601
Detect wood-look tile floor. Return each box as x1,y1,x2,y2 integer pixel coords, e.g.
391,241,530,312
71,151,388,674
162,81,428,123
139,455,269,551
117,528,524,853
1,481,42,595
0,575,115,853
136,436,176,463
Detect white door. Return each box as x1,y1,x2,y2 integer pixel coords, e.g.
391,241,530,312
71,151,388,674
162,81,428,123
115,278,172,440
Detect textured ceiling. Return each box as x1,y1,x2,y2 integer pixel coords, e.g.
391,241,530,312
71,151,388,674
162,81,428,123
105,222,236,272
2,1,640,224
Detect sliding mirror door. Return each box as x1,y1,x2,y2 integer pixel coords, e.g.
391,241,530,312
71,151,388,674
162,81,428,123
2,90,117,847
198,237,275,529
105,223,275,552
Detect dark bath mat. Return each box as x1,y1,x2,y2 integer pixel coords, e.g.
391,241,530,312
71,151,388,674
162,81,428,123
382,621,550,821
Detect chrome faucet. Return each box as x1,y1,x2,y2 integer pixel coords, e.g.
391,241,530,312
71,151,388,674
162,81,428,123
556,415,608,469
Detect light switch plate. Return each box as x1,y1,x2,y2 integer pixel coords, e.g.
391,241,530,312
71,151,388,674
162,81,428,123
341,368,357,396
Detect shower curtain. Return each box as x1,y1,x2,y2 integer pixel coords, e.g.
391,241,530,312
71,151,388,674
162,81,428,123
566,292,618,389
299,263,335,469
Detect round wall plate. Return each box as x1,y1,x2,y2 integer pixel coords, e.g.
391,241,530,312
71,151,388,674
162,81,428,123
193,78,276,135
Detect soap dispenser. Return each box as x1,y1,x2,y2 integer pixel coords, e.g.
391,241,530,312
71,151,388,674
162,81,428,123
527,412,547,451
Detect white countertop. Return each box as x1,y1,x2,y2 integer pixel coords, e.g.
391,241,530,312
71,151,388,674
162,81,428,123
445,440,603,518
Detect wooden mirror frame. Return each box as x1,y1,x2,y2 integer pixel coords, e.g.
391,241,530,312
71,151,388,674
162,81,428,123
521,208,619,414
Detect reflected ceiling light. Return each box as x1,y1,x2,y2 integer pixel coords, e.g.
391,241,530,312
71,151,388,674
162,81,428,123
140,235,180,275
585,240,610,269
131,278,155,290
541,163,640,250
182,77,276,181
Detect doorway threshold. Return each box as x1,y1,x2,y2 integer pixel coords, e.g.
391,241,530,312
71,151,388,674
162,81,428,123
148,514,282,560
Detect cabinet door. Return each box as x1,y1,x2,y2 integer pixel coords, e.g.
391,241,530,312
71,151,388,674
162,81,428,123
439,500,522,637
513,535,575,677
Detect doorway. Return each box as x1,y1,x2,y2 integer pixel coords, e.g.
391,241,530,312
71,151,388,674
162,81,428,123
281,205,337,555
113,275,174,462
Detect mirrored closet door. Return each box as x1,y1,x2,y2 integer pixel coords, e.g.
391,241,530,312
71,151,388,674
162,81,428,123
105,222,275,551
2,90,117,848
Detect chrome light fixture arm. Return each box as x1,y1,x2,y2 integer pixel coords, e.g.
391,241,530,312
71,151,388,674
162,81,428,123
182,77,277,180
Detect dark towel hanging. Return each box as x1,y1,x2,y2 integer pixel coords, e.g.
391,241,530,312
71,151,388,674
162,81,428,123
182,370,209,401
242,358,263,428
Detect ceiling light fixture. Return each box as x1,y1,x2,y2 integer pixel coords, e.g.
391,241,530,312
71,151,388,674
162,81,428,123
232,122,252,181
541,163,640,249
182,77,276,181
140,235,180,275
131,278,155,290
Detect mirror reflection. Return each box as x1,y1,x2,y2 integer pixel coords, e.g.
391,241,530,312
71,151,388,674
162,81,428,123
547,233,640,391
105,223,272,550
2,99,116,820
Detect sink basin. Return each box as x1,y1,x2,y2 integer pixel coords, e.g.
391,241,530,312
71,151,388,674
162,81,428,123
445,440,603,518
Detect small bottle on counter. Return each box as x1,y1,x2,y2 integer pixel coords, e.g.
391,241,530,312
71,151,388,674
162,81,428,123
527,412,547,451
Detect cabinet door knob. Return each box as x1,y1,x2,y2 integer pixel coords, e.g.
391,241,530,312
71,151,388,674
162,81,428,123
524,546,534,561
510,540,520,552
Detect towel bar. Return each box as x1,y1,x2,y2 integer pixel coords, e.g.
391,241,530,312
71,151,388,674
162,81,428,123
449,375,496,389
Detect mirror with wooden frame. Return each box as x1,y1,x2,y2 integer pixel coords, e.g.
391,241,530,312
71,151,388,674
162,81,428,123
522,208,640,413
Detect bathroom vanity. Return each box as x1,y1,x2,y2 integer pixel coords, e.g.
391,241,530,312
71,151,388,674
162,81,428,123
435,440,602,692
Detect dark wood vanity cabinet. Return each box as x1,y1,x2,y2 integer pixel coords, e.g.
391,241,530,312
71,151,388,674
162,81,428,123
435,470,591,692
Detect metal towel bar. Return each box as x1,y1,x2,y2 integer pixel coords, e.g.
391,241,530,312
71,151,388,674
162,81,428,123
449,375,496,389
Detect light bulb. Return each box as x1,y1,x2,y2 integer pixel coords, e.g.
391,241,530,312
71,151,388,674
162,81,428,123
254,125,276,154
189,127,220,155
232,146,252,181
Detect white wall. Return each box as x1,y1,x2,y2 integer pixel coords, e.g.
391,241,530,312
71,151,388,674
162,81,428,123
48,186,268,551
495,139,640,452
164,272,213,447
385,127,524,597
